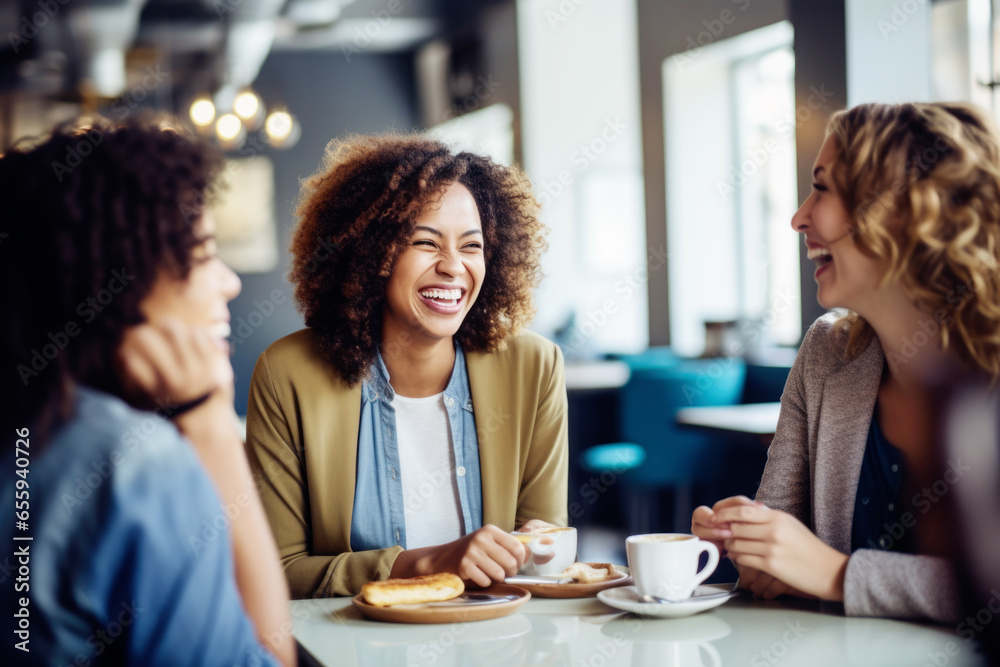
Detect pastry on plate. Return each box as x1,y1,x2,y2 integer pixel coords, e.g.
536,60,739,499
361,573,464,607
561,562,618,584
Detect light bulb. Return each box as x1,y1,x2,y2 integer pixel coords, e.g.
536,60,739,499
189,98,215,127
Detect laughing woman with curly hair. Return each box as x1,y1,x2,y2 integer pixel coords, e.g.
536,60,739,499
246,135,568,598
694,102,1000,623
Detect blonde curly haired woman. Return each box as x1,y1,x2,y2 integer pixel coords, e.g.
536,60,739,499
693,102,1000,622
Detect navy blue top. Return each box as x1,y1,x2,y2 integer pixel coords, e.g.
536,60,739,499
0,387,279,666
851,411,916,554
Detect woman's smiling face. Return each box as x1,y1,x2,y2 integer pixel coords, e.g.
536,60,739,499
791,135,887,313
382,181,486,345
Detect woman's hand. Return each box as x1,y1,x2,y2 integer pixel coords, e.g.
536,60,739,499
714,502,848,601
117,318,239,448
692,495,759,555
734,563,814,600
117,318,233,410
390,525,529,587
694,497,811,600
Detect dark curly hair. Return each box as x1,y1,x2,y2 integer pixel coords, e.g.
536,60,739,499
0,113,223,439
291,134,547,384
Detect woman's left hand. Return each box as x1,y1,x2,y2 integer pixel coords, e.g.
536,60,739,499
713,502,849,601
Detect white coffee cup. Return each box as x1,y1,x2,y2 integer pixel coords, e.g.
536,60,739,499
513,526,578,576
626,533,720,601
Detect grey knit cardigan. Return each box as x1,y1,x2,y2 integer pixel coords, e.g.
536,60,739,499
756,312,962,622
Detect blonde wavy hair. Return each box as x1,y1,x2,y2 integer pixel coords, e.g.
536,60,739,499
827,102,1000,377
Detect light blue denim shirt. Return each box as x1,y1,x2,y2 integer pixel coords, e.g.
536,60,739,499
350,342,483,551
0,387,278,666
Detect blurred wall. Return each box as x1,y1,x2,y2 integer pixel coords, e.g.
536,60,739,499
229,51,419,415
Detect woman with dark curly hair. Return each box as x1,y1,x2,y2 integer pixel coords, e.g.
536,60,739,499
246,134,568,598
0,116,294,665
694,102,1000,623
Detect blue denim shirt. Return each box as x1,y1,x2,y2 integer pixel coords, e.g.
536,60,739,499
0,387,278,667
350,343,483,551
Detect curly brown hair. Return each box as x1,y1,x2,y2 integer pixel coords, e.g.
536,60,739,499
290,134,547,384
826,102,1000,376
0,113,223,438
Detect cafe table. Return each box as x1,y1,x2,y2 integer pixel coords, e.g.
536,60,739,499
675,402,782,445
290,584,986,666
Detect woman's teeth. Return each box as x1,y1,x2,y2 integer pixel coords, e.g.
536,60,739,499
209,322,231,339
420,288,462,303
807,247,833,265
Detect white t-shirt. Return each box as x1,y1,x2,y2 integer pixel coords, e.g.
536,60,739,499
394,392,464,549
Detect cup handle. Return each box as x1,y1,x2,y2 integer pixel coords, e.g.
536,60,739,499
693,541,720,587
701,641,722,667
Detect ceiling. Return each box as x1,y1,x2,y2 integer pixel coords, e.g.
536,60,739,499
0,0,494,106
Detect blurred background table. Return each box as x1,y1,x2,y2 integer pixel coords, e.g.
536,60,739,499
675,401,782,445
564,360,631,392
290,586,986,666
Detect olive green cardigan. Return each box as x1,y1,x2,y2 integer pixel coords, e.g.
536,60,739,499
245,328,569,598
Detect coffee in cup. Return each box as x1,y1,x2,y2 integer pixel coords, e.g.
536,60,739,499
626,533,719,602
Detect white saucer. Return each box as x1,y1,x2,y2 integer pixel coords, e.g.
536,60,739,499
596,585,737,618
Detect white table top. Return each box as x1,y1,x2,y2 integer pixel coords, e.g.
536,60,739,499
291,587,985,667
675,402,782,436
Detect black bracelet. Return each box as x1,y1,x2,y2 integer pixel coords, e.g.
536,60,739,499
164,391,213,418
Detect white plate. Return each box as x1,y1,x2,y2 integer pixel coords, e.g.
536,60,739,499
596,585,737,618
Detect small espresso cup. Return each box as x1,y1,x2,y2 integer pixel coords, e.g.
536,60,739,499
513,526,578,576
626,533,720,602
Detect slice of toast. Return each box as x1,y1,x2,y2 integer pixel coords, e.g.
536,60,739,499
361,573,465,607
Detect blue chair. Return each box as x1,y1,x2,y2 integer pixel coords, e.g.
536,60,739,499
742,363,792,404
583,357,747,534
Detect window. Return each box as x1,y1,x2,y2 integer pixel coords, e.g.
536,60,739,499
663,21,800,357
